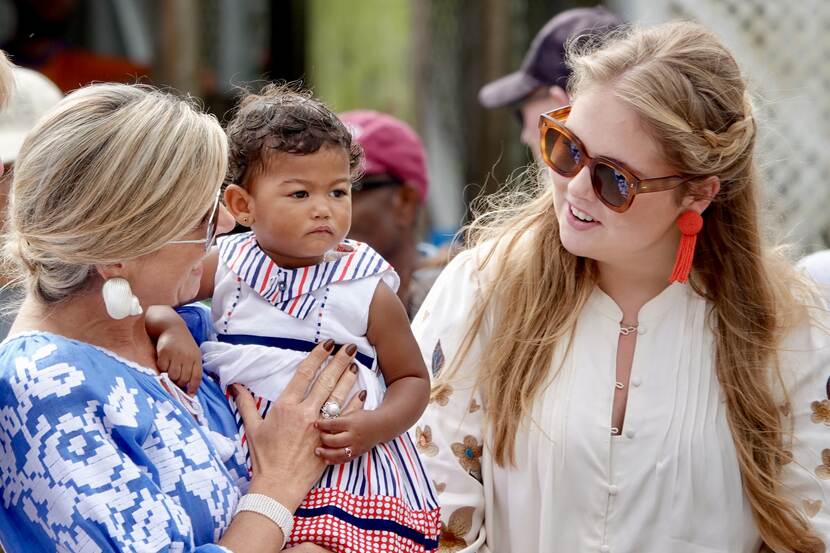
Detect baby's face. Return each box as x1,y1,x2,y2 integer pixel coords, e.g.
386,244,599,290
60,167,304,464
246,145,352,269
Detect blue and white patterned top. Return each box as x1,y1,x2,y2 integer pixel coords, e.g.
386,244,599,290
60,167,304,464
0,328,249,552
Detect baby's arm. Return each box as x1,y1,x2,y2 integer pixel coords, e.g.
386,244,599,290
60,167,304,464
143,248,219,394
316,281,430,464
145,305,204,395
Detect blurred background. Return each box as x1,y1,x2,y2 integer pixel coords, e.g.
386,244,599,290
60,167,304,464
2,0,828,251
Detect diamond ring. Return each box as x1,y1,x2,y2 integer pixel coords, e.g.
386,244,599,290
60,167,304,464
320,401,342,419
345,447,353,459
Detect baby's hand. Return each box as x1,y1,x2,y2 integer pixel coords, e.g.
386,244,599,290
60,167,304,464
156,325,203,396
314,391,376,465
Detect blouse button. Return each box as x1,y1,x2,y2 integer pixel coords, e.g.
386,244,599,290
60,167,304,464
625,428,636,439
600,545,610,553
631,377,642,387
608,484,619,496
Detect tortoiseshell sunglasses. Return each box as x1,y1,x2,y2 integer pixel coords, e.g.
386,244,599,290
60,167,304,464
539,106,697,213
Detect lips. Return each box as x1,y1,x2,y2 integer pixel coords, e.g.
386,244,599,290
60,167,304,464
308,226,334,235
564,201,601,231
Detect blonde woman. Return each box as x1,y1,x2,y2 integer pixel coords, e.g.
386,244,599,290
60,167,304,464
0,84,358,552
415,22,830,553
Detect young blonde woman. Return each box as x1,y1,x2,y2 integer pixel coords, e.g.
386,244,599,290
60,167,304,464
415,22,830,553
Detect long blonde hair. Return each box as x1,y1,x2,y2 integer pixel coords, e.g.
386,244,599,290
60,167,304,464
0,50,13,109
436,22,821,553
2,83,227,303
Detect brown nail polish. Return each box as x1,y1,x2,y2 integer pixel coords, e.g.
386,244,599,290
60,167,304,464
228,384,238,398
350,363,358,373
345,344,357,356
359,390,367,401
323,339,335,352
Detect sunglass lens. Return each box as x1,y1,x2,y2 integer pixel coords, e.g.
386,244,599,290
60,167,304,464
595,163,631,208
544,128,581,175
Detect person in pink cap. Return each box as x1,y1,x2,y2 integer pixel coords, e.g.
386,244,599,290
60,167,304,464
339,110,441,318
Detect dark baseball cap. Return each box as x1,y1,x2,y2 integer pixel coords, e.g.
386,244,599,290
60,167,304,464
479,6,623,108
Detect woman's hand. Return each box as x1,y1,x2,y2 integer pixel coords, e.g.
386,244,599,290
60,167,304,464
232,340,365,510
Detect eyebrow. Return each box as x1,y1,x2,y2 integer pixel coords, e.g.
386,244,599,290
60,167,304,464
279,177,351,186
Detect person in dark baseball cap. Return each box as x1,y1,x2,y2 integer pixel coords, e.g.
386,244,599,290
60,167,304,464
479,5,622,149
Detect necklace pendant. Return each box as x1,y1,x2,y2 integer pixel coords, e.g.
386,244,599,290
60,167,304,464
619,325,638,336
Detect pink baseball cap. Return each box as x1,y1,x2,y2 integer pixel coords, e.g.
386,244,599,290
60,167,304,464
340,110,428,202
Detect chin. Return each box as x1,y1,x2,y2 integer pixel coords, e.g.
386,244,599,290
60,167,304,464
559,229,599,261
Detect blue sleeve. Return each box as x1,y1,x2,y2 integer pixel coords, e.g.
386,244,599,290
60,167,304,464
0,338,237,552
176,302,215,346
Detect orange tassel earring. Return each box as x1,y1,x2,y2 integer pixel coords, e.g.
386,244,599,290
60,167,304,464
669,211,703,284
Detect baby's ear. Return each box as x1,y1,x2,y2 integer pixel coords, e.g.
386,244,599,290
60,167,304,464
224,184,254,227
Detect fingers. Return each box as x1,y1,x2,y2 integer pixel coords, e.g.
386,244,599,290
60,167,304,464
315,446,356,466
230,384,261,434
319,431,352,449
177,363,193,391
167,360,181,383
316,390,365,433
325,363,359,407
342,389,367,415
281,340,335,403
158,356,171,375
303,343,357,407
187,362,203,396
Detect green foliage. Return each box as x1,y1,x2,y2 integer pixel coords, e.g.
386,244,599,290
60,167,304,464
307,0,414,123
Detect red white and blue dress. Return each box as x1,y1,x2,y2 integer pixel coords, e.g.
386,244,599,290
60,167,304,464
202,232,440,553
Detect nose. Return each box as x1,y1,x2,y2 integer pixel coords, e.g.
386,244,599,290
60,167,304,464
216,204,235,234
310,198,332,219
567,166,595,203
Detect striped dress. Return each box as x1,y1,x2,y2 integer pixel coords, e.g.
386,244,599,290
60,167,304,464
201,232,440,553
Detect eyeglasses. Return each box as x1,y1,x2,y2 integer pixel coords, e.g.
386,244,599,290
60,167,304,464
167,192,221,252
538,106,696,213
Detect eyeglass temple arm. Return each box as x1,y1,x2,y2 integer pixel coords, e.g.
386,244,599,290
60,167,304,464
636,176,691,194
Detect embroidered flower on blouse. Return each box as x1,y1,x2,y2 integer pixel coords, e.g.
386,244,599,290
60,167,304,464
439,506,474,552
811,400,830,425
433,480,447,494
416,425,439,457
815,449,830,479
432,340,446,377
468,398,481,413
452,435,483,481
804,498,823,518
431,384,453,406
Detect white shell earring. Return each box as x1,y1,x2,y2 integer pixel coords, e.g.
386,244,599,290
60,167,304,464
102,278,143,320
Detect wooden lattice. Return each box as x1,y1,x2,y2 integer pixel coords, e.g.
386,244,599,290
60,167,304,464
612,0,830,250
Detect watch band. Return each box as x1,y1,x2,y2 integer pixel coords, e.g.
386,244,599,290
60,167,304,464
235,493,294,548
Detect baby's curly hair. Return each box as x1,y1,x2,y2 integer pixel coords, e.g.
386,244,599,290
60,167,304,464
224,83,362,188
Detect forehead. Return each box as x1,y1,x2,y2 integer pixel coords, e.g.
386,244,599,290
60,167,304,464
566,87,675,177
261,145,351,179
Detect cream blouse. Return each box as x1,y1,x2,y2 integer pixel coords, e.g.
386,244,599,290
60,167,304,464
412,247,830,553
